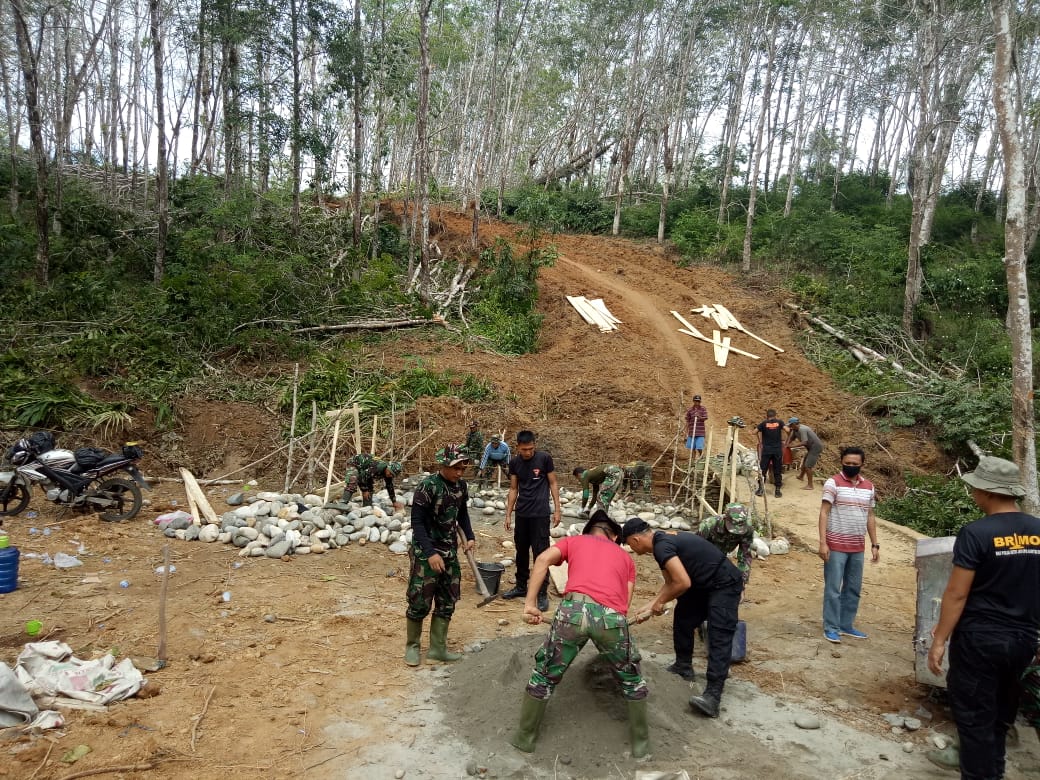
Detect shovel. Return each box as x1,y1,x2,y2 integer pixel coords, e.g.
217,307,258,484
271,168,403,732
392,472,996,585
457,527,499,608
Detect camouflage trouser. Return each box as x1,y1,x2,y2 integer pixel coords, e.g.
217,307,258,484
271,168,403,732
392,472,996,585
405,546,461,621
526,597,648,701
623,463,652,495
341,467,359,501
594,465,624,512
1022,662,1040,729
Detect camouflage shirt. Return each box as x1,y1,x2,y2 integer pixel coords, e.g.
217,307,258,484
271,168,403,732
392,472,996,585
410,473,474,560
697,512,754,584
354,454,396,502
464,430,484,459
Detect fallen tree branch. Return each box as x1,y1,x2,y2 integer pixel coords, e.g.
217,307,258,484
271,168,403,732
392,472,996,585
59,763,157,780
190,686,216,752
785,303,927,385
292,317,445,334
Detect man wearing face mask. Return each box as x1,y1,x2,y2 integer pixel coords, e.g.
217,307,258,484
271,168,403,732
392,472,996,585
818,446,878,644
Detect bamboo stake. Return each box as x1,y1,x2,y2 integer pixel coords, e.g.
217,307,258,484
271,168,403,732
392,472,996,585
352,403,361,454
157,544,170,665
717,427,732,515
698,427,713,520
371,415,379,455
284,363,299,492
323,414,343,504
729,428,740,505
308,400,317,490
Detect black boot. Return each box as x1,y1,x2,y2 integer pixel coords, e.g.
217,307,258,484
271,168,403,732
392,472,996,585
502,583,527,600
689,687,721,718
537,584,549,612
665,661,695,682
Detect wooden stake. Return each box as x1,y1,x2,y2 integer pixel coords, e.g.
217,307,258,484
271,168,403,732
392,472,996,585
717,427,733,515
179,468,219,525
698,427,713,521
308,400,317,490
157,544,170,664
370,415,379,455
729,428,740,505
352,403,361,454
284,363,299,492
323,415,343,504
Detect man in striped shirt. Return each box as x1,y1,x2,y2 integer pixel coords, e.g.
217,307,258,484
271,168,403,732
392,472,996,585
817,446,878,644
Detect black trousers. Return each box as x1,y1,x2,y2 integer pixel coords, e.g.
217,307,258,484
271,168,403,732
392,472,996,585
513,515,550,592
760,449,783,489
947,628,1037,780
672,571,742,696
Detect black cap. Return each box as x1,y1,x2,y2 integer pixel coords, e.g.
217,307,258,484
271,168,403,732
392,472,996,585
693,394,702,401
582,509,623,544
620,517,651,543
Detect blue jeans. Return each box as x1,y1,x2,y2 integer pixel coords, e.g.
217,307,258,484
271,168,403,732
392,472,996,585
822,550,863,633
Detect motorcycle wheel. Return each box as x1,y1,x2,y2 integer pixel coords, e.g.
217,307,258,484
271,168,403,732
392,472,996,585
0,478,30,516
96,478,143,522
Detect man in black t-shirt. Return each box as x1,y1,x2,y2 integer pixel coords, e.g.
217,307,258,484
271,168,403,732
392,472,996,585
755,409,786,498
928,456,1040,780
503,430,562,611
624,518,743,719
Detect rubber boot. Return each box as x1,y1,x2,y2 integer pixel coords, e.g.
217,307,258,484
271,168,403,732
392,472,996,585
510,694,548,753
627,699,650,760
426,616,462,662
404,618,423,667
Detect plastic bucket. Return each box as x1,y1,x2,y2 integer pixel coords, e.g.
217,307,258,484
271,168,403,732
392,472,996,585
476,562,504,595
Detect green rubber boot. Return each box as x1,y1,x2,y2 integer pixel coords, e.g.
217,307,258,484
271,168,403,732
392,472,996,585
627,699,650,760
405,618,423,667
510,694,548,753
426,616,463,662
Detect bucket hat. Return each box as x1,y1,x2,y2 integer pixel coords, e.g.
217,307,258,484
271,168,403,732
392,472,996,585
723,503,751,535
961,456,1026,497
436,444,471,467
583,509,623,544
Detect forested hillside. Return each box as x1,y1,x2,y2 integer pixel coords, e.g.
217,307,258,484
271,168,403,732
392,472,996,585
3,0,1040,527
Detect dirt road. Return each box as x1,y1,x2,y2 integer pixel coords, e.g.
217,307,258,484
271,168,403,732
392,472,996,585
2,210,1037,779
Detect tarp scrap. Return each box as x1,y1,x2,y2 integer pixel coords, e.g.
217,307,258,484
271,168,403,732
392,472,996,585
15,641,144,708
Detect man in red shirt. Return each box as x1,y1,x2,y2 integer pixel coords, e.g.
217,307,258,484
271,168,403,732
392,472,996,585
510,511,649,759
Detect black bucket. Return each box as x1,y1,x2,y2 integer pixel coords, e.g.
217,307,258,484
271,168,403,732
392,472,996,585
476,562,505,595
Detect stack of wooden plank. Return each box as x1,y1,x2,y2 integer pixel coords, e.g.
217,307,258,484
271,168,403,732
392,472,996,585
671,303,784,367
566,295,621,332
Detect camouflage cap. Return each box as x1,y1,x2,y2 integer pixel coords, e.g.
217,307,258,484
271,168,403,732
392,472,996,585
386,461,403,476
491,433,502,442
436,444,471,467
723,502,751,535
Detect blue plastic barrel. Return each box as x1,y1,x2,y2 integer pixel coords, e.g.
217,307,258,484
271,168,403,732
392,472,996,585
0,535,19,594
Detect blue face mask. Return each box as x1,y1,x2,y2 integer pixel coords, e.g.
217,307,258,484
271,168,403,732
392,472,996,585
841,464,861,479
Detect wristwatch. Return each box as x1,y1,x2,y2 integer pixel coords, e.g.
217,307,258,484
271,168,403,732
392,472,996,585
871,544,880,549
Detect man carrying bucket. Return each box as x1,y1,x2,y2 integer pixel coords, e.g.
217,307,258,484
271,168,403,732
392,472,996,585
510,510,649,759
624,517,743,719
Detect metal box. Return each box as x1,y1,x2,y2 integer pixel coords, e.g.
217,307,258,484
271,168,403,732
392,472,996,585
913,536,956,688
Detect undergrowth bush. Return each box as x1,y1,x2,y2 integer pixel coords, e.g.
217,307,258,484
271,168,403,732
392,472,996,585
877,473,979,537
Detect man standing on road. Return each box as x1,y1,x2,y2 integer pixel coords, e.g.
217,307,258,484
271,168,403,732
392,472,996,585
625,518,743,717
786,417,825,490
504,430,561,612
573,464,624,516
755,409,785,498
404,444,474,666
927,456,1040,780
511,511,649,759
685,395,708,461
697,502,755,587
818,446,878,644
478,433,511,487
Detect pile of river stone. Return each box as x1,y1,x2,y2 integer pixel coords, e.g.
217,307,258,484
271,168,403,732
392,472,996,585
157,476,788,560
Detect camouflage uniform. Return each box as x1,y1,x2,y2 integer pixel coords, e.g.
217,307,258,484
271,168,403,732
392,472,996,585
341,466,359,500
623,461,653,495
464,429,484,461
697,503,754,585
354,454,398,504
527,596,648,702
406,472,473,620
580,465,624,513
1023,659,1040,729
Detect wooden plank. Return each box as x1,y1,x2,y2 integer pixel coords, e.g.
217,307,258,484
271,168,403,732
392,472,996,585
671,310,706,338
719,335,732,367
587,298,622,324
566,295,598,326
713,303,785,353
677,328,761,359
712,329,723,364
179,468,220,525
712,303,743,330
709,308,730,330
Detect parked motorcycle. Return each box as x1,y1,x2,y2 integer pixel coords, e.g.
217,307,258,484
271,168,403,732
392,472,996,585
0,432,150,522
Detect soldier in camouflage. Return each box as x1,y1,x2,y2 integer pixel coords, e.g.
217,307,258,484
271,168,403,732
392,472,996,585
622,461,653,497
510,511,649,759
353,453,403,507
463,420,484,464
697,502,754,586
573,464,624,517
340,465,360,502
404,444,474,667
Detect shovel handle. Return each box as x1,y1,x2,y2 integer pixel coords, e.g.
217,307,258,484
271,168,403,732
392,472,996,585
457,527,492,599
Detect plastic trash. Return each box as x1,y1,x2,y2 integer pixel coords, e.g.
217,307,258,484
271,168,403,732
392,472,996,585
53,552,83,569
26,511,37,519
221,591,231,602
232,561,243,569
119,580,130,588
102,557,111,564
154,565,176,574
29,528,39,535
40,554,53,566
42,528,51,536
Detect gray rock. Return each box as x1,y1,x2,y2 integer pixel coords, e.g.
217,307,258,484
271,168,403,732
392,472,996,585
164,527,178,538
226,492,246,506
232,535,250,548
335,533,351,547
903,717,922,731
199,524,220,543
170,515,192,531
184,525,201,541
368,527,381,543
882,713,905,727
389,541,409,555
902,742,914,753
302,494,323,506
471,497,486,509
217,532,232,544
263,614,277,623
388,519,402,531
794,714,821,730
238,526,259,541
267,540,291,558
